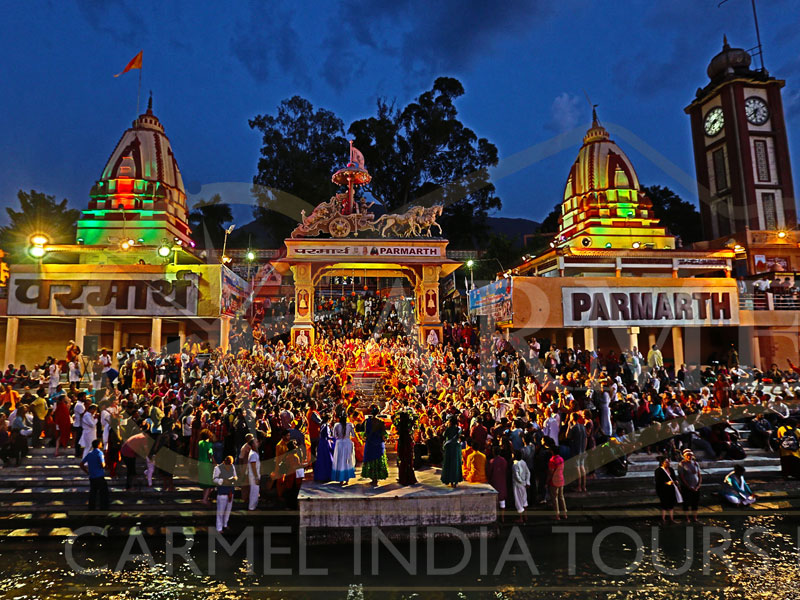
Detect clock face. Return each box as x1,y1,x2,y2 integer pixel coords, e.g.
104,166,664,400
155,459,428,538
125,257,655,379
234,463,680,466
745,96,769,125
704,107,724,136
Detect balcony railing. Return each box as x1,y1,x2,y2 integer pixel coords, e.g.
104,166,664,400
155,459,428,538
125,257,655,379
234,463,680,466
739,292,800,310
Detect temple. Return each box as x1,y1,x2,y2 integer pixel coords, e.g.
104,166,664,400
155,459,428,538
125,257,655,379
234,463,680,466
555,110,674,251
76,96,193,258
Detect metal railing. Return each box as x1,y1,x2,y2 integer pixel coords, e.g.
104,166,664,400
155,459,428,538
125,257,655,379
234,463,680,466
739,292,800,310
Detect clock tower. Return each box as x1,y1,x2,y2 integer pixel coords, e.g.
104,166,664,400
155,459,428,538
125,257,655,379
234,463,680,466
685,37,796,239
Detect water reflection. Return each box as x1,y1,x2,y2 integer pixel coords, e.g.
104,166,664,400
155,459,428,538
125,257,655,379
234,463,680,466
0,515,795,599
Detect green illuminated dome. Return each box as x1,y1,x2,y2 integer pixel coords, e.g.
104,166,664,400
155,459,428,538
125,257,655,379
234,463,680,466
77,96,192,249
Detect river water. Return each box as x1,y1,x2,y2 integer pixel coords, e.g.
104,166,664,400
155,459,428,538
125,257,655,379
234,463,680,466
0,514,796,599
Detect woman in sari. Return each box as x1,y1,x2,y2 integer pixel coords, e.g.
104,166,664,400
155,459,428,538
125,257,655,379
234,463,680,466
313,413,335,482
361,405,388,485
440,415,463,487
396,409,417,486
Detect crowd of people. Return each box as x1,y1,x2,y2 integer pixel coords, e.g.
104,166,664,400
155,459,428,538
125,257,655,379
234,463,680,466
0,308,798,531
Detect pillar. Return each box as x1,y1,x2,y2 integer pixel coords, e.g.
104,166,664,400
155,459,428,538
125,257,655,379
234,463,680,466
74,318,88,357
648,330,657,351
671,326,684,369
290,263,315,347
566,330,574,350
418,265,443,346
179,320,187,350
112,321,122,367
752,328,762,371
219,316,231,353
150,317,162,352
627,326,639,352
583,327,595,352
4,317,18,366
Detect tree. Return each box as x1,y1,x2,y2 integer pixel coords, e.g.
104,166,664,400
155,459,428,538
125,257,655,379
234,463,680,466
0,190,79,261
349,77,500,247
188,194,233,251
249,96,348,240
641,185,703,245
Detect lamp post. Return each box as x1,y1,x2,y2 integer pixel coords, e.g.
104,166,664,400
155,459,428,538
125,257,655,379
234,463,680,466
221,224,236,264
466,259,475,290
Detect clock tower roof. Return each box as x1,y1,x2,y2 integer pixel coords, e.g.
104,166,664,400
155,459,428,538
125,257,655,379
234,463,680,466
706,35,754,82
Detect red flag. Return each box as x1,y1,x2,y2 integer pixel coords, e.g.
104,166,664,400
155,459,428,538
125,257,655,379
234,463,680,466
349,141,365,169
114,51,143,77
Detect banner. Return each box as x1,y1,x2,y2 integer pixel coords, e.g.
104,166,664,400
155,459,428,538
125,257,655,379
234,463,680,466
9,270,200,317
562,286,739,327
469,279,513,325
220,267,249,317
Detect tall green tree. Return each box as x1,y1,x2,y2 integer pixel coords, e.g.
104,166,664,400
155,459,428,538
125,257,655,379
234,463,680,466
349,77,500,247
188,194,233,251
249,96,348,240
0,190,79,261
641,185,703,245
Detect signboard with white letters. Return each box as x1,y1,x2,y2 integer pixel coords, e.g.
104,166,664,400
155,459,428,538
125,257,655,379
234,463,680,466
562,286,739,327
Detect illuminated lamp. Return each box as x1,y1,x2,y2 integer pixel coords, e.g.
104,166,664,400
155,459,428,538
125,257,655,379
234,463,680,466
466,259,475,268
549,242,556,248
632,241,641,249
77,238,84,245
157,245,171,258
777,231,787,239
120,241,131,250
137,238,144,244
29,246,46,259
733,244,744,252
246,251,255,261
605,242,612,249
176,240,184,246
30,234,49,246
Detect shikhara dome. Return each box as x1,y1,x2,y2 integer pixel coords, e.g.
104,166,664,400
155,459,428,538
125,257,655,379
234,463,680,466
77,96,193,249
98,98,187,204
555,110,675,251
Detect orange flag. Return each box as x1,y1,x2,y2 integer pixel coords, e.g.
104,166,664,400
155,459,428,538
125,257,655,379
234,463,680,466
114,51,143,77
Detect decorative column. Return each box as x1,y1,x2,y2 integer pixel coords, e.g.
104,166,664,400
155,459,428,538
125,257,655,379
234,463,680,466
112,321,122,367
219,316,231,352
178,321,187,350
648,330,657,351
4,317,18,366
419,265,443,346
671,326,684,369
150,317,162,352
566,330,574,350
290,263,315,347
74,318,88,356
583,327,595,352
627,326,639,352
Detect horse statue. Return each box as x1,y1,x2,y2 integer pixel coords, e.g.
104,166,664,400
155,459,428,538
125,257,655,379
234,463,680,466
375,205,424,238
415,205,443,237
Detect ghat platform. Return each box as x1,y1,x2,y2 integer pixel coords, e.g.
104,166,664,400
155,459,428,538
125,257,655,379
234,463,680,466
299,461,497,542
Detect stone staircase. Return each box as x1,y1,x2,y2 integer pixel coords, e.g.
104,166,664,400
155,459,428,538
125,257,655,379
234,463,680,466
0,448,293,539
348,372,384,402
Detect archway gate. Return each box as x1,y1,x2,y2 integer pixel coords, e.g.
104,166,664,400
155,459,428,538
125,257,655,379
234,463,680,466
271,237,461,346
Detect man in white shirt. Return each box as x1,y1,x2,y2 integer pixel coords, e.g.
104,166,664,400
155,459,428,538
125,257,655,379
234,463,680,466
68,360,82,385
247,438,260,510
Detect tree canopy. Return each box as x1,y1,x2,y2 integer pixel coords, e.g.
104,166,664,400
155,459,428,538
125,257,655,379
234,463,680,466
188,194,233,251
249,96,348,240
249,78,501,247
349,77,500,247
641,185,702,245
0,190,79,261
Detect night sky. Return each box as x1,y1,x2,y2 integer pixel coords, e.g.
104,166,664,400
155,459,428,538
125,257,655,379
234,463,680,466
1,0,798,229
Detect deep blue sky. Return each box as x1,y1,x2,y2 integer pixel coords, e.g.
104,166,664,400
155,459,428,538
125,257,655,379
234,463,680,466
1,0,798,227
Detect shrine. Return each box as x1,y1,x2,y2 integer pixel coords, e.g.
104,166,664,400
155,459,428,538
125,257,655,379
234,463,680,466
271,143,461,346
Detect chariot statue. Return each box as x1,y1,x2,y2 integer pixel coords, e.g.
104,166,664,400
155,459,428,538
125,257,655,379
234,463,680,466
290,141,444,239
